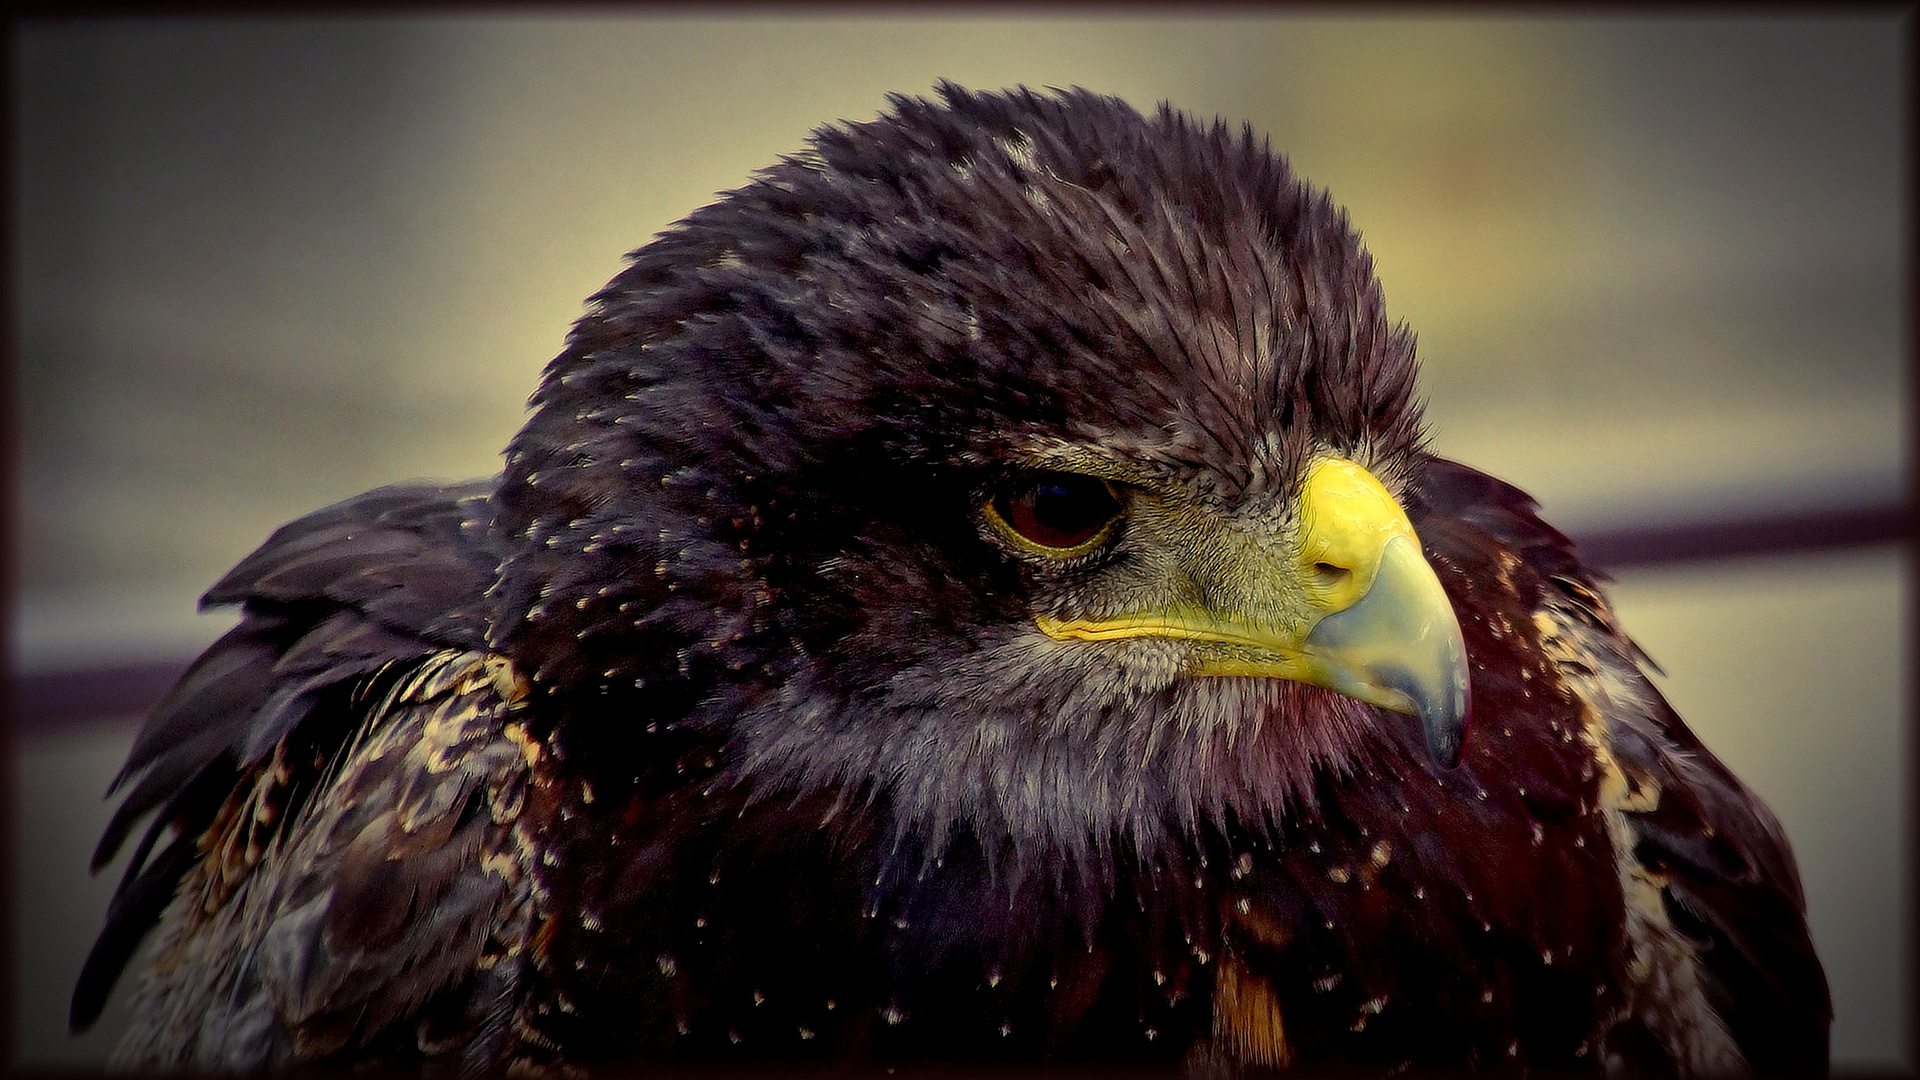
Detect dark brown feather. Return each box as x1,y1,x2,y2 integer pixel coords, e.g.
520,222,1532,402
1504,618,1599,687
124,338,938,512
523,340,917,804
72,482,499,1033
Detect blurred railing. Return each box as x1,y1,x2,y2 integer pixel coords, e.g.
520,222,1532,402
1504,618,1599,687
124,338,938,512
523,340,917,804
1574,500,1909,570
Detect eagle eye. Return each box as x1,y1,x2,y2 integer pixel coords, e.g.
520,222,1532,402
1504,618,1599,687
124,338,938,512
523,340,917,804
989,471,1123,554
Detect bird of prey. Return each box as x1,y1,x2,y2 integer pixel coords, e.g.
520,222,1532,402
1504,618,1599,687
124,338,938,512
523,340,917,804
74,84,1829,1076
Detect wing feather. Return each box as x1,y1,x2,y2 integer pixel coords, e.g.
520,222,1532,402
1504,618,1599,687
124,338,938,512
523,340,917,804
72,481,503,1037
1421,455,1830,1075
115,650,535,1070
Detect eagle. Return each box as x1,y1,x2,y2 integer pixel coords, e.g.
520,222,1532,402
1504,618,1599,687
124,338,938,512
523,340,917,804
73,84,1829,1076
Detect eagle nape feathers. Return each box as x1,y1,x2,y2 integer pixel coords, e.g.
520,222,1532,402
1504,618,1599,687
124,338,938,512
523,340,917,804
73,83,1829,1077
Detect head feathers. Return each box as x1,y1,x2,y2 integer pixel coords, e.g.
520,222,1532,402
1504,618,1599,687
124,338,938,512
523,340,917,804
488,83,1426,861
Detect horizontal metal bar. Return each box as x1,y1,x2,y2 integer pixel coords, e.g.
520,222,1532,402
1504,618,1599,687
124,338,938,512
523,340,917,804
10,659,187,734
1575,502,1909,571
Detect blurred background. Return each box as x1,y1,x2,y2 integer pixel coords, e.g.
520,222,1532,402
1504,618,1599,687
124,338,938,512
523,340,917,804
9,13,1908,1070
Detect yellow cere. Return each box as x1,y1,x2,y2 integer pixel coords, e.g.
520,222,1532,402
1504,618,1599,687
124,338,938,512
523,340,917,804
1294,457,1420,613
1033,456,1423,669
1028,452,1474,739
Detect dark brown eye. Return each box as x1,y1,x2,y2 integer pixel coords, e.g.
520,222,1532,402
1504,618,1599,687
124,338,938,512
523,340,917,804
992,471,1123,551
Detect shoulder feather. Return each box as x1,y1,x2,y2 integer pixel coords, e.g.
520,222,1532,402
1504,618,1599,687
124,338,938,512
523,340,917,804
73,481,502,1033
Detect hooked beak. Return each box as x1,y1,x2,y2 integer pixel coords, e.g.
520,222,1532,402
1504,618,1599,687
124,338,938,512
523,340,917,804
1036,458,1471,768
1297,532,1470,766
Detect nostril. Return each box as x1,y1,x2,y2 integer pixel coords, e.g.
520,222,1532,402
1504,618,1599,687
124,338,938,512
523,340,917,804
1314,562,1351,584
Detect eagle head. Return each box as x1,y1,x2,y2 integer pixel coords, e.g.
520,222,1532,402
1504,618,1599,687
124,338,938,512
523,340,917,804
489,83,1467,867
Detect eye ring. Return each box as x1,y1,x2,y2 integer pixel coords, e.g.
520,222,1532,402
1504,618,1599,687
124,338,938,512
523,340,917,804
984,470,1125,557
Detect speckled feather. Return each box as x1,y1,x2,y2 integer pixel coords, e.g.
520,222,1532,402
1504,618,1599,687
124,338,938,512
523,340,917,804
77,84,1826,1075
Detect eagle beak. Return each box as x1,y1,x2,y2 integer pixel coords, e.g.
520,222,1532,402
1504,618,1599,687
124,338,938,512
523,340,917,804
1299,532,1470,768
1035,457,1471,769
1281,457,1471,768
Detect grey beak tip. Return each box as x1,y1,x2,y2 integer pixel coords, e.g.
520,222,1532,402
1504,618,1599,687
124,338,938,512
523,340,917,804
1423,684,1470,770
